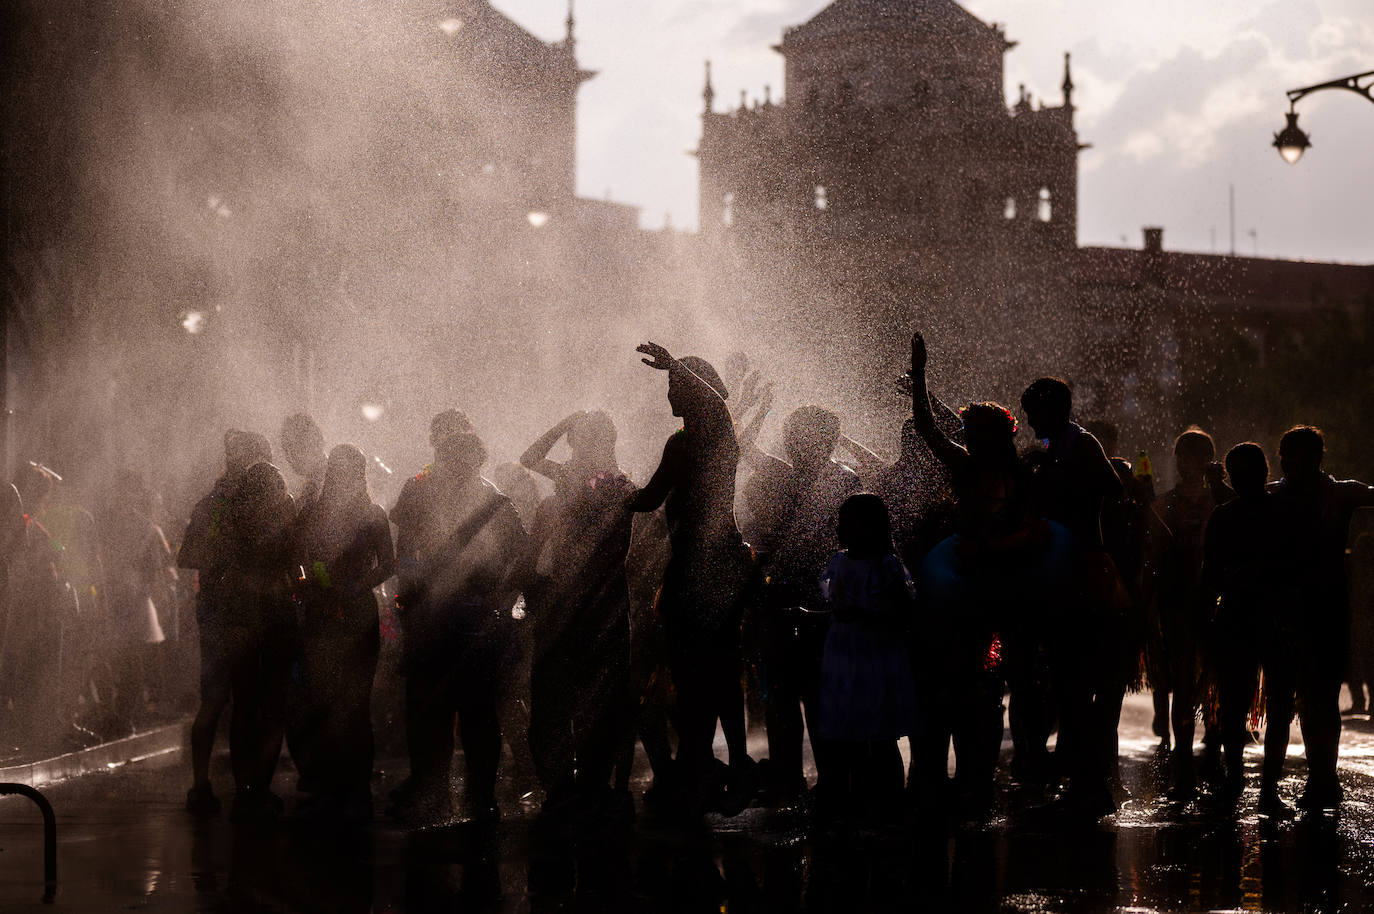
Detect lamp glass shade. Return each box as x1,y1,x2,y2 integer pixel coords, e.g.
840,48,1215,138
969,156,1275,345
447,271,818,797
1273,111,1310,165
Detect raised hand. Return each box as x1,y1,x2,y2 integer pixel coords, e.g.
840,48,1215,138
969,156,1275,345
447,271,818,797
637,341,676,371
757,383,775,416
911,331,927,374
737,370,762,413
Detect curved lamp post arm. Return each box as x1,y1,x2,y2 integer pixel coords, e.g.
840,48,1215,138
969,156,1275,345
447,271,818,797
1285,69,1374,108
1274,69,1373,164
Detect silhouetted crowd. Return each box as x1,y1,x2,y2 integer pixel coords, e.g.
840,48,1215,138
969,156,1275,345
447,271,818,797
4,333,1373,832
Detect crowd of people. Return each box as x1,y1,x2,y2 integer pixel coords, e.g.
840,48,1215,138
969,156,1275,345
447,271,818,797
3,333,1372,832
0,461,188,758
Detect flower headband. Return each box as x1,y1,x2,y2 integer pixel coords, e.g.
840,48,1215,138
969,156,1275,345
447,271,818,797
958,402,1019,435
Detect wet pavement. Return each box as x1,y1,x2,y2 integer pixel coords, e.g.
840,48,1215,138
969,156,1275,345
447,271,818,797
3,695,1374,913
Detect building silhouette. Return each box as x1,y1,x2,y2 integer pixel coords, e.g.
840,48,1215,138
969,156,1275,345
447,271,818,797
698,0,1077,254
693,0,1374,465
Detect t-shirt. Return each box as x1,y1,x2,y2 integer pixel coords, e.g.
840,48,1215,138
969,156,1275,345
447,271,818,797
819,552,915,628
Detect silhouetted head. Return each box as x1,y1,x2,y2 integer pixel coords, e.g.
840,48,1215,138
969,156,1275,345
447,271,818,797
1083,420,1120,458
429,409,474,449
13,462,55,514
782,406,840,469
1278,425,1324,482
224,430,273,476
1173,428,1216,483
960,402,1019,463
568,410,617,465
837,492,894,559
281,413,326,478
670,356,727,418
1020,377,1072,439
1224,442,1268,498
435,431,486,482
319,444,369,508
229,461,291,546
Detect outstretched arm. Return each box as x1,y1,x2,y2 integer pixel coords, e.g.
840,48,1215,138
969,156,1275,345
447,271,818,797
520,411,584,482
908,332,968,472
838,435,889,481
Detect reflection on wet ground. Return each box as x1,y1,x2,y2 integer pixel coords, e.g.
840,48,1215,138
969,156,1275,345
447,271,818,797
3,702,1374,912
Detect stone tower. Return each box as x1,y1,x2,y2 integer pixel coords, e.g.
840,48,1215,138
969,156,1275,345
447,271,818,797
697,0,1080,255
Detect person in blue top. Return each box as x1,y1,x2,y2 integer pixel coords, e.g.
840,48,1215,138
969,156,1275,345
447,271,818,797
818,492,917,824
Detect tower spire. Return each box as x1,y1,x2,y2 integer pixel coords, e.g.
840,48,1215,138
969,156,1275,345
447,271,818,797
565,0,575,49
702,60,715,114
1061,52,1074,107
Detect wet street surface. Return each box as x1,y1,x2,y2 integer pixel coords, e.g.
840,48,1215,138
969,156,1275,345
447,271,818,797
3,695,1374,913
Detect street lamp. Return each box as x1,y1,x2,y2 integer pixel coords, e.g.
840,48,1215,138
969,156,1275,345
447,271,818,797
1274,69,1373,164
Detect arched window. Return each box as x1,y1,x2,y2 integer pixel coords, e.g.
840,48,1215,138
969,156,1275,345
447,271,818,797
1003,196,1017,220
1037,186,1052,222
722,192,735,227
814,185,828,211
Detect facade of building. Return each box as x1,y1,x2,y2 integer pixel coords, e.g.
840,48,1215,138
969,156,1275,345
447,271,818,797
694,0,1374,461
698,0,1078,254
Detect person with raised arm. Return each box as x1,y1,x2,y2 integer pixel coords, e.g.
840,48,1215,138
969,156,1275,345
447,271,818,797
628,341,754,815
907,331,1050,816
519,409,639,820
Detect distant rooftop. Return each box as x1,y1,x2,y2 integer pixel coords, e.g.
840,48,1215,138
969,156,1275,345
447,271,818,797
782,0,997,43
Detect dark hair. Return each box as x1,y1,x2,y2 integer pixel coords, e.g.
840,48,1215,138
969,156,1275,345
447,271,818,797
436,430,487,473
569,410,617,454
1278,425,1324,462
1224,442,1268,495
1020,377,1072,420
783,405,840,465
229,461,290,545
319,444,369,508
961,402,1018,438
836,492,894,558
281,413,324,456
679,356,729,400
429,409,474,447
1173,427,1215,462
225,429,272,473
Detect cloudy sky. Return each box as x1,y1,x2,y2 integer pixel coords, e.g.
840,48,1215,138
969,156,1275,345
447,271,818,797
496,0,1372,263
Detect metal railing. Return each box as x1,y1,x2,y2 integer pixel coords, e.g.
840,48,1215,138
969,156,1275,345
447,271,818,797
1,782,57,901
